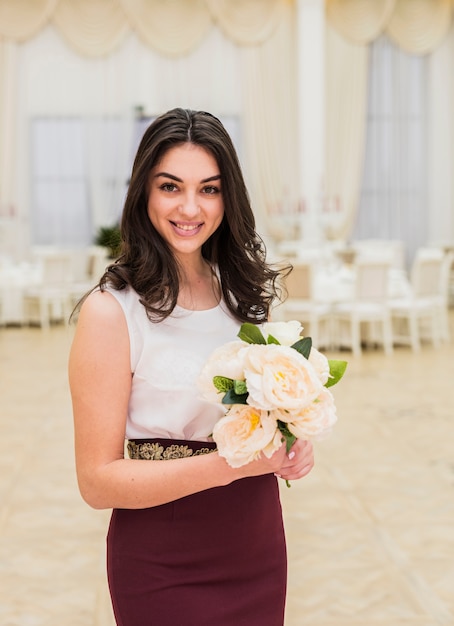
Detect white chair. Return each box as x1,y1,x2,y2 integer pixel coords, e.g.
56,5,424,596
89,246,110,282
23,253,74,329
68,246,110,305
390,248,444,351
437,251,454,343
274,262,333,349
351,239,406,270
332,260,393,356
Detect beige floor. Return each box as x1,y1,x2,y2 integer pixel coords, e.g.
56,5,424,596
0,317,453,626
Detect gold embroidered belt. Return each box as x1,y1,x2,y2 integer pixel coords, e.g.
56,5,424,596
127,438,217,461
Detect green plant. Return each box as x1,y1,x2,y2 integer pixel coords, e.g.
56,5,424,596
95,224,121,259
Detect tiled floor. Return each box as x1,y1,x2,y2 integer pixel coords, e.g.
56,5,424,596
0,317,453,626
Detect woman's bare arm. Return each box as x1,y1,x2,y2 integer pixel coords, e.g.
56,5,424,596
69,290,314,510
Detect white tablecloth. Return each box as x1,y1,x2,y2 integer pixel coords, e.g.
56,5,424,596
313,266,411,304
0,262,41,324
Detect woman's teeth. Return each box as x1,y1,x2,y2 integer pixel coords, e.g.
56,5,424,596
174,223,200,231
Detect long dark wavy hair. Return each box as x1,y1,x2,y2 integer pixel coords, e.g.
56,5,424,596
87,108,290,323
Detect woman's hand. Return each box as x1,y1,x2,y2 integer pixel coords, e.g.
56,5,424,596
239,438,314,482
274,439,314,482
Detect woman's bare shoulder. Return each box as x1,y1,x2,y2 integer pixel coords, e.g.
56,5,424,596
79,288,124,320
71,289,129,345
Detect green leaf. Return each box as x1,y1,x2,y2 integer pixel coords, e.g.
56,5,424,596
237,323,266,344
291,336,312,359
222,389,249,405
277,420,297,453
233,379,248,395
266,334,280,345
277,420,296,488
213,376,234,393
325,359,348,387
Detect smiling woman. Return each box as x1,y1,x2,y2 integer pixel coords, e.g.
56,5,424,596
147,143,224,274
68,108,308,626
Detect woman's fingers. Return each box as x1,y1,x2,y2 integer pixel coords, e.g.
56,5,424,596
279,440,314,481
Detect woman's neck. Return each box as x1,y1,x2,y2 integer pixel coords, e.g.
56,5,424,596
177,259,220,311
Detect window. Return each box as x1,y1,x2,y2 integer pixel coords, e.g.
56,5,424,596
354,35,428,266
31,117,90,246
30,116,130,247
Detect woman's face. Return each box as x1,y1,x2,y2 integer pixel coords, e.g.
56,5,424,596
147,142,224,262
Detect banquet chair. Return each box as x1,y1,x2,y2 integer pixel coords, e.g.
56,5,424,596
438,251,454,343
68,246,110,305
390,248,445,351
275,262,332,349
332,260,393,356
351,239,405,270
23,253,74,329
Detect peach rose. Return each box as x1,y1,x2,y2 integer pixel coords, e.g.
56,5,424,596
243,344,323,411
212,405,282,468
278,387,337,440
197,340,248,402
262,320,303,346
308,347,331,385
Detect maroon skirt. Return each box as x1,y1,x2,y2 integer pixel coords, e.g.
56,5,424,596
107,439,287,626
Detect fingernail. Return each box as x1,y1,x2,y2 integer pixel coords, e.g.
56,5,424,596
288,451,296,460
274,473,282,478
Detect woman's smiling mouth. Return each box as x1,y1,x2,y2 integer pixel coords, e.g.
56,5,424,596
171,221,204,233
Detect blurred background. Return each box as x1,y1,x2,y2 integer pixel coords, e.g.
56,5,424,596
0,1,453,625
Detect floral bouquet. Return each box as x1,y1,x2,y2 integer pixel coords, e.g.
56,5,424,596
198,320,347,485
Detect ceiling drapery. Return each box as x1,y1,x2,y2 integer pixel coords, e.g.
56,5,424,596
0,0,58,41
207,0,284,46
52,0,130,58
1,0,451,58
386,0,452,55
326,0,453,55
326,0,395,44
0,0,286,58
120,0,212,58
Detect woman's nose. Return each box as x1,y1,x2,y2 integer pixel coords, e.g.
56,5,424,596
179,193,199,217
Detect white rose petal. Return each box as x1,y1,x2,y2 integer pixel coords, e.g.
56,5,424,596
243,344,323,411
262,320,303,346
197,340,248,402
308,347,331,385
212,406,281,468
283,387,338,440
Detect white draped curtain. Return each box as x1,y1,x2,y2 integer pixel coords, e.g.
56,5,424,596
2,0,454,255
0,0,296,253
428,20,454,249
324,0,454,253
353,34,428,266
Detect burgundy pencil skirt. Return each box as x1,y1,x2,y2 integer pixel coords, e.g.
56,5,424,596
106,440,287,626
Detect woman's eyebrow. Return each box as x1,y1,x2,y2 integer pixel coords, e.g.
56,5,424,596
153,172,221,183
153,172,182,182
201,174,221,183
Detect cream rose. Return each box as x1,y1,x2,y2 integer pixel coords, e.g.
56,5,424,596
280,387,337,440
308,347,331,385
243,344,323,411
197,340,248,402
261,320,303,346
212,405,282,468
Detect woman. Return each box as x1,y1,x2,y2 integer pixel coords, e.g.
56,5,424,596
69,108,314,626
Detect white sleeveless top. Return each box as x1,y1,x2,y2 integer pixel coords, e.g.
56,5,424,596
106,285,240,441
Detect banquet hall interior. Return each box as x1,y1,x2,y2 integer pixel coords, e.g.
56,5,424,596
1,1,454,625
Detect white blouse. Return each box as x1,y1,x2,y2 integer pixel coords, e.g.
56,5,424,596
106,285,240,441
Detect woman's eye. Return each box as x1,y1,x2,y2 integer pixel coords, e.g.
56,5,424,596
160,182,178,192
202,185,220,195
